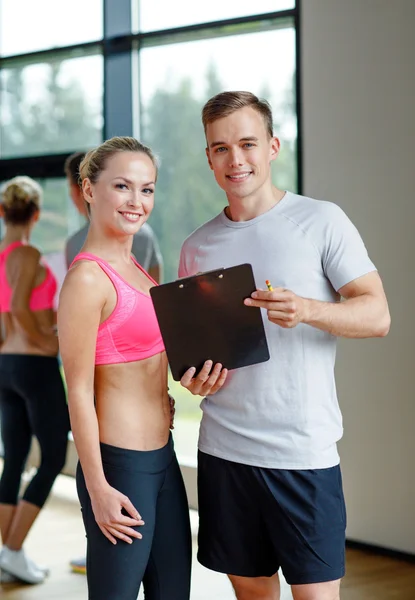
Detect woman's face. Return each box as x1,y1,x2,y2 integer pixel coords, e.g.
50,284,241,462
84,151,156,236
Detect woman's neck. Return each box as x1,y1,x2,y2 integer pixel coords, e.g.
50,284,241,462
83,224,134,264
3,225,31,245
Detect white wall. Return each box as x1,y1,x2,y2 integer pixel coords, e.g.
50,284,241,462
301,0,415,553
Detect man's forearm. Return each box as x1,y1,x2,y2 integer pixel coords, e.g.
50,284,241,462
303,294,390,338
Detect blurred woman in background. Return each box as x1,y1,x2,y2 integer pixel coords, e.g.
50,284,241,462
0,176,69,584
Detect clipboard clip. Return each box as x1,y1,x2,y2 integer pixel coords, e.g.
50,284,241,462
178,268,225,289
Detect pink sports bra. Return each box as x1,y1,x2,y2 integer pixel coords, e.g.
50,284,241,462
0,241,57,313
71,252,165,365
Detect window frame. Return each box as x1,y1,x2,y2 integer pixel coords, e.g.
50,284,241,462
0,0,303,487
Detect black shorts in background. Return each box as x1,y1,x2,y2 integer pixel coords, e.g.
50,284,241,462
197,451,346,586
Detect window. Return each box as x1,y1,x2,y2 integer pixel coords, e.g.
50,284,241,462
0,0,103,57
0,54,103,158
31,178,82,254
138,0,295,32
0,0,299,467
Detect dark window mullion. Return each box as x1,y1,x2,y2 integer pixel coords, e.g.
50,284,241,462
103,0,134,139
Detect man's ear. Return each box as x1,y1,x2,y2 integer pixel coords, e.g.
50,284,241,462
270,136,281,163
205,147,214,171
0,205,4,219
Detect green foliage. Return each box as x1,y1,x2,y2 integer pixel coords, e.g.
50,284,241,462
1,60,101,158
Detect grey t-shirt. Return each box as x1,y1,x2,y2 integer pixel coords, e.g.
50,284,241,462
179,192,376,469
65,221,163,272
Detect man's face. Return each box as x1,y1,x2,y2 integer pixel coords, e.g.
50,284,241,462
205,106,280,200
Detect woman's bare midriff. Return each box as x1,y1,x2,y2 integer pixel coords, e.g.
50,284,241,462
0,309,57,356
94,351,170,451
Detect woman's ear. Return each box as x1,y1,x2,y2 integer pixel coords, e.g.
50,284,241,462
82,178,93,212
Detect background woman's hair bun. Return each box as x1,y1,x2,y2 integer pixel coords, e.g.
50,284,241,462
1,176,42,209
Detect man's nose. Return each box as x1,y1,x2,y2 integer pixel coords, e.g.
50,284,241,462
228,148,244,168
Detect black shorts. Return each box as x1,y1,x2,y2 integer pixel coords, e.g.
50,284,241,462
197,451,346,585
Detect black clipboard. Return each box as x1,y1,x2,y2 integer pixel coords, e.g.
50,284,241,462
150,263,270,381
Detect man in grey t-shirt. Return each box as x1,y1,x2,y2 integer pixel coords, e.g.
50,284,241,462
64,152,163,282
179,92,390,600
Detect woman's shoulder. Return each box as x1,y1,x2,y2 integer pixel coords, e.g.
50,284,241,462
7,243,41,266
60,260,109,315
65,258,106,288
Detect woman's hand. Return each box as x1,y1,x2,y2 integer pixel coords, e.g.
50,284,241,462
90,485,145,545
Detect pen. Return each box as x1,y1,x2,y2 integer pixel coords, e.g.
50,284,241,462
265,280,273,292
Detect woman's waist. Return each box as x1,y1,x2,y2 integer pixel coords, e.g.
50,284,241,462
1,312,57,355
96,393,171,449
97,433,175,473
0,341,58,357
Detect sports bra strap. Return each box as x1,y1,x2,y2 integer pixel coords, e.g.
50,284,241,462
71,252,123,287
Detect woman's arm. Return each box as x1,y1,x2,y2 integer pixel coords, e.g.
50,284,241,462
58,262,143,544
10,246,58,353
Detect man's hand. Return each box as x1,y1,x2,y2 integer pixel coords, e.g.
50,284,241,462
245,287,308,328
168,393,175,429
180,360,228,396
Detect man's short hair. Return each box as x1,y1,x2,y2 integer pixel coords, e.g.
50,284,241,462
202,91,273,138
64,152,85,186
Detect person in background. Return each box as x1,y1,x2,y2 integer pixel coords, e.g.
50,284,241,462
64,151,164,574
0,177,69,585
64,152,163,282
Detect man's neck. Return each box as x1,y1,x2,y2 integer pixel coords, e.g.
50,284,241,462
225,186,286,222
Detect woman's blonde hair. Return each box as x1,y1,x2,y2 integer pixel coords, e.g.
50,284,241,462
1,176,42,225
79,136,159,184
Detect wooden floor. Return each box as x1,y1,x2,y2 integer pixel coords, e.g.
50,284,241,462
1,473,414,599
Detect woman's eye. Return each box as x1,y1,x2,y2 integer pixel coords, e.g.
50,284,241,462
143,188,154,195
116,183,128,190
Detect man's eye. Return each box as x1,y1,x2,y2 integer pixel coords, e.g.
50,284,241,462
215,147,227,153
244,143,254,148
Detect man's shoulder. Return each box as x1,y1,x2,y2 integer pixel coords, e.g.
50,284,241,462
67,223,89,246
282,191,346,226
181,212,223,249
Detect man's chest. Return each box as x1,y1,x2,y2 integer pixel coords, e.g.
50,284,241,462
188,230,323,295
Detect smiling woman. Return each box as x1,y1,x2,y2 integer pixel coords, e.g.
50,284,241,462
57,136,191,600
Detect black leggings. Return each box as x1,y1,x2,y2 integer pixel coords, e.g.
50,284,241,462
0,354,70,508
76,435,192,600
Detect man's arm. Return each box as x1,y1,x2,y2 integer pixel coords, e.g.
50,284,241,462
246,271,390,339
